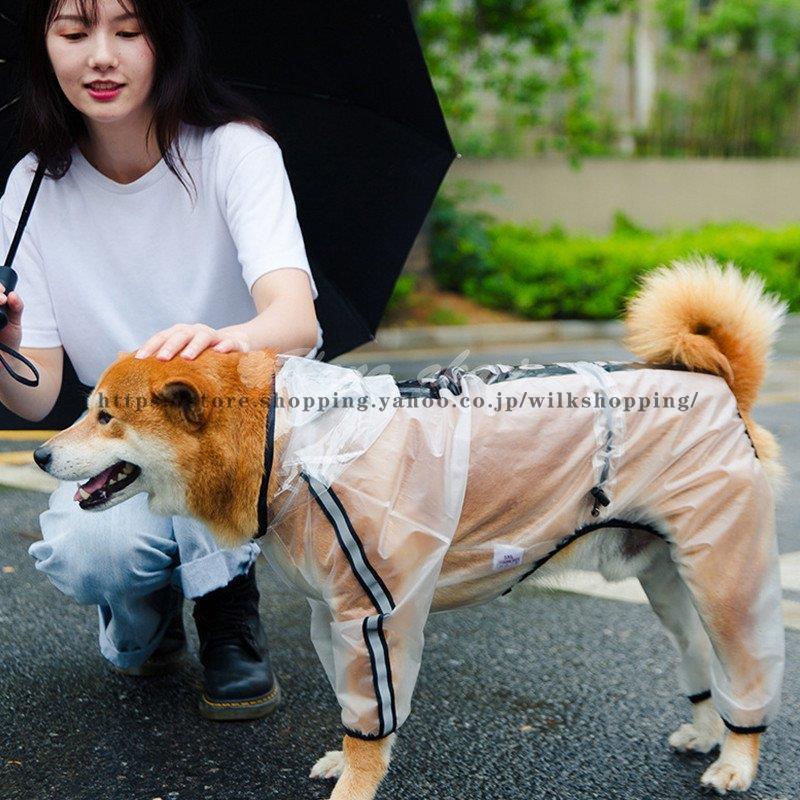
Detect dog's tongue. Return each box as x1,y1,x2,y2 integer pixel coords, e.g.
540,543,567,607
73,464,118,501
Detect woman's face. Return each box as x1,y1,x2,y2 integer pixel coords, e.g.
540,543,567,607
45,0,156,130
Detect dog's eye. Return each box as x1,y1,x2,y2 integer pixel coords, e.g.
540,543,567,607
97,410,113,425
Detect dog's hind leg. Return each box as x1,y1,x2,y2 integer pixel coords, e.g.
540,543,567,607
637,545,724,754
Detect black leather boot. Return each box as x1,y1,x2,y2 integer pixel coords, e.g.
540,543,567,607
193,563,282,720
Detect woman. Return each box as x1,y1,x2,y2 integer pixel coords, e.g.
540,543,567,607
0,0,321,719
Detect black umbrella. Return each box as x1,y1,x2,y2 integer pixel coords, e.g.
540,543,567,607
0,0,456,369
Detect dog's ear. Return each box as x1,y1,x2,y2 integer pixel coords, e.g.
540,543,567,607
152,379,207,431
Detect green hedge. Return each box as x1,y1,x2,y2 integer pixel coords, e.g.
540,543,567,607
428,197,800,320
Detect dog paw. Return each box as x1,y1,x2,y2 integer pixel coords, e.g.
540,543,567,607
669,722,723,754
700,758,756,795
310,750,345,781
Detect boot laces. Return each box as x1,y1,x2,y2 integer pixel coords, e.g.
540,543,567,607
194,576,261,656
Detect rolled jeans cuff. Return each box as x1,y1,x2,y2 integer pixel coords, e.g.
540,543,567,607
97,606,161,669
173,541,261,599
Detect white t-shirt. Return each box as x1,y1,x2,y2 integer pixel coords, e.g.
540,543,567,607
0,121,322,386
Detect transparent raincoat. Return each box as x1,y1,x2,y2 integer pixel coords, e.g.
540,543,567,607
259,354,784,740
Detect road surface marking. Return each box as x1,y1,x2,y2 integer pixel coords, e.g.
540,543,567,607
549,560,800,632
0,431,57,441
0,451,39,465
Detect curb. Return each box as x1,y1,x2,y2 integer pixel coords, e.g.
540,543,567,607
353,319,624,353
351,314,800,355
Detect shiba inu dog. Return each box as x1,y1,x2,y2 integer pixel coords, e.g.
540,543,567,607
34,258,787,799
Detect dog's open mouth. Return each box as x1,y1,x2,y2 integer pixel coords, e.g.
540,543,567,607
74,461,141,509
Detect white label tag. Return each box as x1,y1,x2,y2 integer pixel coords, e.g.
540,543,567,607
493,544,525,571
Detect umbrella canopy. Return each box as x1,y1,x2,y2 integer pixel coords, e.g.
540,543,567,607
0,5,25,185
0,0,456,363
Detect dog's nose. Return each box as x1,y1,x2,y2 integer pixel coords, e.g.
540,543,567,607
32,447,51,470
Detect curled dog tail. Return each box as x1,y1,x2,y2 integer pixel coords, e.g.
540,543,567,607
623,256,788,487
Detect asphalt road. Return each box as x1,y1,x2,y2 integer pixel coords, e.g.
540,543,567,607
1,342,798,800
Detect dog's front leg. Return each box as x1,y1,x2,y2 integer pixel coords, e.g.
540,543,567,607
315,734,394,800
701,732,760,794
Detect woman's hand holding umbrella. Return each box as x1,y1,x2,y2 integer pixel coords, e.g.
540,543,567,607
0,278,38,387
0,281,24,352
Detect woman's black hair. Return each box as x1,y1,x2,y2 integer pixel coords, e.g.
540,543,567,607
18,0,276,199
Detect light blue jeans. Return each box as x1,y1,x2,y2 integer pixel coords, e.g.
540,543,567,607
29,477,260,669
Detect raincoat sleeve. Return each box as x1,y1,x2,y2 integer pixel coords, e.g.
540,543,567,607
289,379,471,739
301,469,458,739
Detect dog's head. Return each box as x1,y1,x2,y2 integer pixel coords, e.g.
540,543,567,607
34,348,276,545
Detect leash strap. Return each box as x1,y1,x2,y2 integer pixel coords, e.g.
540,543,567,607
0,340,40,387
0,158,47,388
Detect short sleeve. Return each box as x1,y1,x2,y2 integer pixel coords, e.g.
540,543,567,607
221,136,318,300
0,166,62,349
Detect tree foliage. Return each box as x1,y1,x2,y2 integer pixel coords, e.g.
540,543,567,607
658,0,800,59
410,0,627,158
643,0,800,156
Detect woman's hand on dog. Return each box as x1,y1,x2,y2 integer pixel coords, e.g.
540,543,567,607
135,323,252,361
0,282,24,350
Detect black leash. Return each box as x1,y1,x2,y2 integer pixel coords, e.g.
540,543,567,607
0,158,47,387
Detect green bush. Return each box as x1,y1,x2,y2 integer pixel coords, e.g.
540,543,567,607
386,274,417,314
426,307,469,326
429,198,800,319
428,188,497,291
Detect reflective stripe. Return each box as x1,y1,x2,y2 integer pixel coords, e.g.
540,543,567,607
364,616,397,736
301,471,398,736
301,471,394,612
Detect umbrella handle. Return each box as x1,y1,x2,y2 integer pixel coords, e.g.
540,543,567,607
0,157,46,333
0,158,47,388
0,264,40,386
0,264,17,330
4,159,47,269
